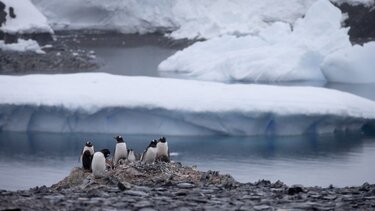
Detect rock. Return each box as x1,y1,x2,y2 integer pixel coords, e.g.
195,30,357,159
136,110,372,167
117,181,130,191
335,3,375,43
1,162,375,210
177,183,196,189
124,190,149,197
288,185,304,195
253,205,270,210
133,200,152,208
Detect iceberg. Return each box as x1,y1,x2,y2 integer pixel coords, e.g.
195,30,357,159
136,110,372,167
0,73,374,136
321,42,375,83
159,0,355,83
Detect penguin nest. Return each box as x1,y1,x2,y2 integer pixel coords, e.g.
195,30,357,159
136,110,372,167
113,161,202,186
53,161,238,190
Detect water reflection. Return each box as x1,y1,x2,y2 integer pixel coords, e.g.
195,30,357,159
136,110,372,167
0,132,375,190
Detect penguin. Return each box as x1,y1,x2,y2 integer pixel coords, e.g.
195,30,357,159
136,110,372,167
127,149,136,162
82,150,93,171
91,149,110,178
141,140,157,163
112,135,127,166
156,136,170,162
79,141,94,163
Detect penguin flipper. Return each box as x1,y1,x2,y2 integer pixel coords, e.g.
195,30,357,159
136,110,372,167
140,149,147,162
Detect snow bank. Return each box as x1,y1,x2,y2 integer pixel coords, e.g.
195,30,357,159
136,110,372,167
0,73,374,136
159,0,352,83
31,0,315,39
321,42,375,83
0,38,45,53
1,0,53,34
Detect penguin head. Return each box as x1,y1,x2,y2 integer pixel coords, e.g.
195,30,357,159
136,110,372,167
114,135,124,143
149,140,158,148
85,141,93,147
158,136,166,143
100,149,111,158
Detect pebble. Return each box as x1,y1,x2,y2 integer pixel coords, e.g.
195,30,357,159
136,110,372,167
0,164,375,210
124,190,149,197
177,183,196,189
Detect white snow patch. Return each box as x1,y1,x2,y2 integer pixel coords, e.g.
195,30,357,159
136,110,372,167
0,39,45,54
159,0,351,83
321,42,375,83
0,73,374,135
1,0,53,34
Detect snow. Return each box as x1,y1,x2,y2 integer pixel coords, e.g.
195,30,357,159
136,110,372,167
1,0,53,34
0,73,374,136
321,42,375,83
159,0,352,83
31,0,316,40
0,38,45,54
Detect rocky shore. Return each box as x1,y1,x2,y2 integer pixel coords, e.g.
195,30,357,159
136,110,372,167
1,161,375,210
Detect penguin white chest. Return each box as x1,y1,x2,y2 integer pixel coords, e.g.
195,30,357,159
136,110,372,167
114,143,127,165
80,146,94,163
142,147,157,163
91,152,106,178
127,151,136,162
83,146,94,155
156,142,168,157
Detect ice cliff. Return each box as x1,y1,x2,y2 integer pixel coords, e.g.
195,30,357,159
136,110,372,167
0,73,374,136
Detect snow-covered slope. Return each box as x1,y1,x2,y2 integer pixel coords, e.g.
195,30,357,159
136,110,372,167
31,0,316,39
159,0,375,83
0,73,374,135
1,0,53,34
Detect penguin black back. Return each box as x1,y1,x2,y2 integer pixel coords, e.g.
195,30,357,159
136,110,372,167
149,139,158,148
82,150,92,171
100,149,110,158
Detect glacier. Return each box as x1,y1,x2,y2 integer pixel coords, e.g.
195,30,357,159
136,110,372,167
29,0,373,39
31,0,316,40
0,73,374,136
158,0,375,83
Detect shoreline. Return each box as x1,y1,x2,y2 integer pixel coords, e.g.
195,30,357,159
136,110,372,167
1,162,374,210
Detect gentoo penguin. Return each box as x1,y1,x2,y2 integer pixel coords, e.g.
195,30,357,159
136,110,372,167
92,149,110,178
127,149,136,162
113,135,127,166
156,136,170,162
141,140,157,163
80,141,94,163
82,150,93,171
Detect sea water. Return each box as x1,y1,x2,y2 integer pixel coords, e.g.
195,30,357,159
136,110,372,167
0,132,374,190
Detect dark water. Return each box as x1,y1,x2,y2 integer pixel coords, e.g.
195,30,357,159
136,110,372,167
0,132,375,190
